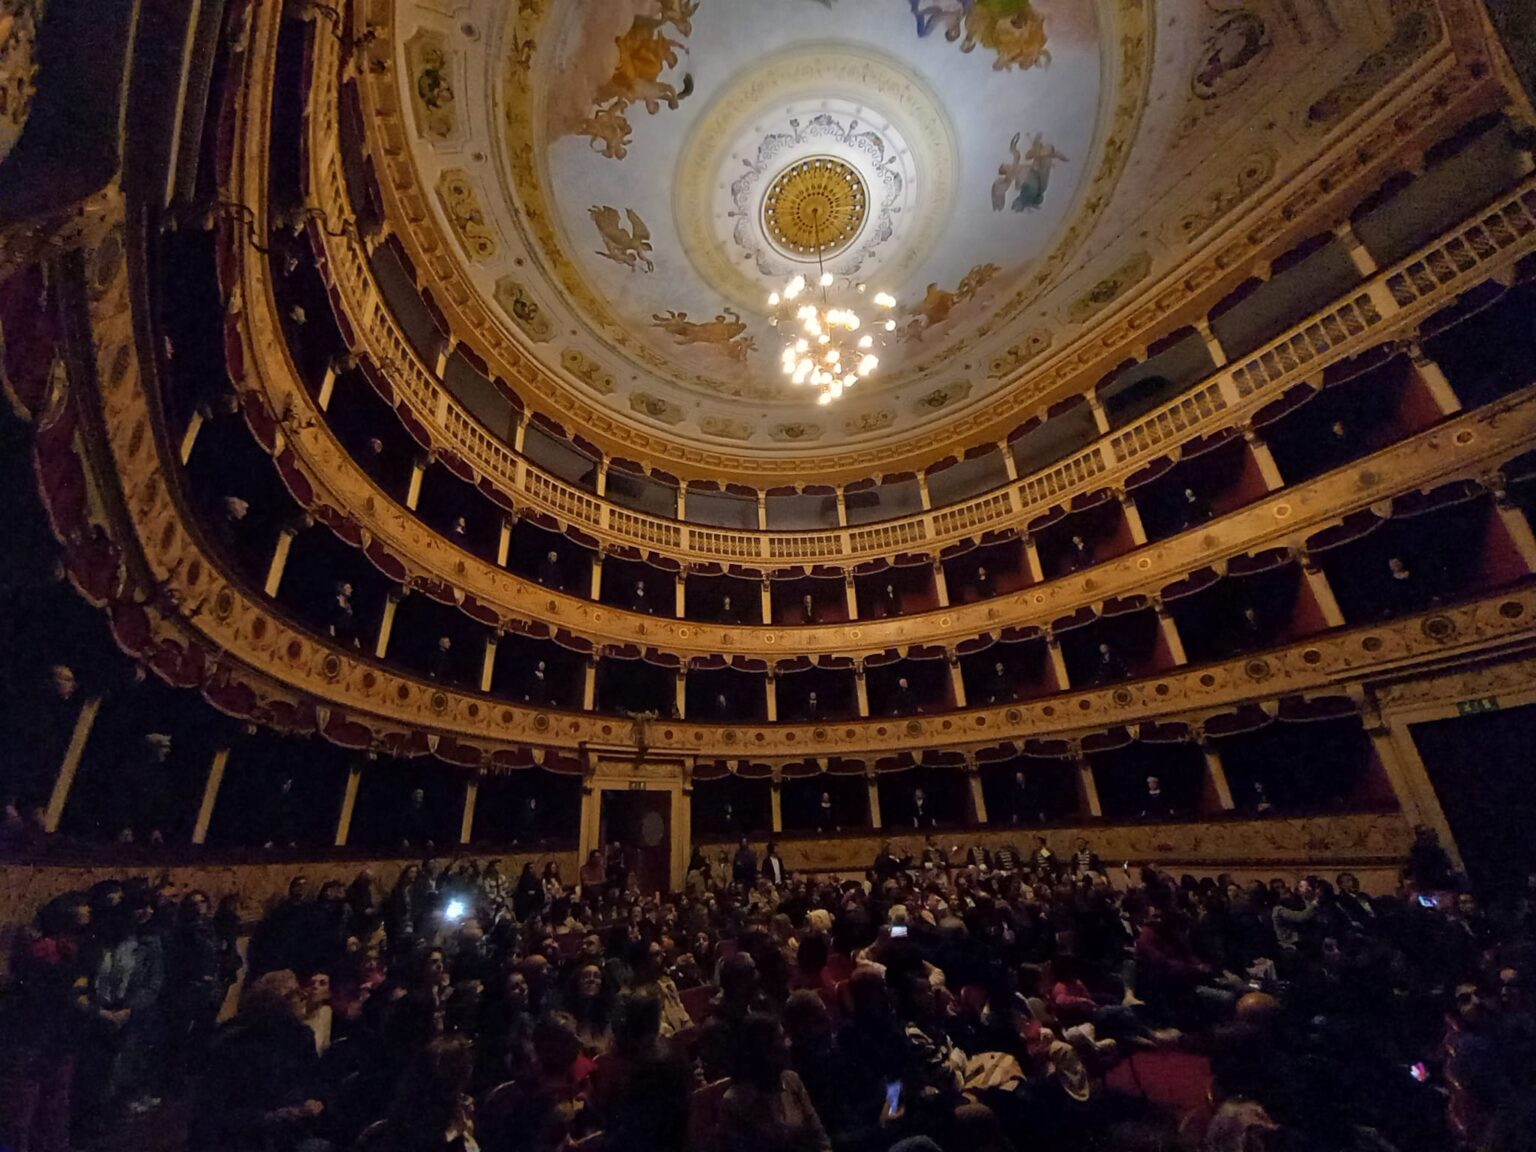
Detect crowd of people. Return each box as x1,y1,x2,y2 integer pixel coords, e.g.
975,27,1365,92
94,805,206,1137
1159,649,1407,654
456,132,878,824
3,825,1535,1152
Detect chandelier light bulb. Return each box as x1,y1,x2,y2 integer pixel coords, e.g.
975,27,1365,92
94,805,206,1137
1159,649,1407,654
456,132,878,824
858,335,873,349
873,292,896,308
768,292,780,307
817,392,832,405
884,319,896,332
858,354,878,376
830,381,844,398
819,272,834,287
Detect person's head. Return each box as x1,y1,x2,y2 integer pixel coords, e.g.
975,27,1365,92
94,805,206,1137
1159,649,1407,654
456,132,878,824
612,987,663,1058
899,677,910,690
543,861,560,880
533,1012,584,1072
914,787,925,802
739,834,749,849
846,966,891,1022
766,840,778,857
719,951,759,1001
1457,891,1478,917
181,889,211,922
820,791,830,804
411,787,426,806
303,971,332,1011
242,970,306,1021
49,664,77,699
734,1013,788,1089
437,636,451,652
1388,556,1408,575
783,988,833,1049
547,550,558,564
564,962,600,1007
287,876,308,901
1336,871,1359,894
504,969,531,1013
1037,836,1048,848
1076,836,1088,851
1146,775,1160,792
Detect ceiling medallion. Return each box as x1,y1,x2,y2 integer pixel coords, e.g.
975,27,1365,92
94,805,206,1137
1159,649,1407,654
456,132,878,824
762,156,868,260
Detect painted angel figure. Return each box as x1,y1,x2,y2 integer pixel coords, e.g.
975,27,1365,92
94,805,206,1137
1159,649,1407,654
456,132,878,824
991,131,1068,213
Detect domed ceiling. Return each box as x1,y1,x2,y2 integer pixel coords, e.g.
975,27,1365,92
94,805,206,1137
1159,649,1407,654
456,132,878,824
387,0,1444,467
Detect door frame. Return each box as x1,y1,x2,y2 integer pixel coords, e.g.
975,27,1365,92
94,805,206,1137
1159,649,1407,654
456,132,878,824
579,751,692,892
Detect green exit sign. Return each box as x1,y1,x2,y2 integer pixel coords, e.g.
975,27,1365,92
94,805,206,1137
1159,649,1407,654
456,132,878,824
1456,696,1501,716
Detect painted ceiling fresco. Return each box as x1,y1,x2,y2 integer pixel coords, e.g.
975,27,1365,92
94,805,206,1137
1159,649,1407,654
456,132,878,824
392,0,1438,454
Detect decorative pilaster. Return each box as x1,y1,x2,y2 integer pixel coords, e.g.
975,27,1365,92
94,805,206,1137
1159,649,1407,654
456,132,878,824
855,663,870,717
1243,427,1285,492
1301,559,1347,628
1119,490,1148,546
933,561,950,608
334,763,363,846
1023,535,1045,584
264,526,298,598
460,772,480,845
1408,343,1463,417
480,636,498,693
43,695,102,834
406,458,426,510
948,654,967,708
866,772,883,829
374,592,400,659
192,746,230,845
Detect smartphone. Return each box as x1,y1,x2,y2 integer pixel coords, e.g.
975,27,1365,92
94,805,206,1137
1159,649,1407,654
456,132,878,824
885,1081,903,1112
1417,894,1438,909
1408,1062,1428,1082
890,924,908,938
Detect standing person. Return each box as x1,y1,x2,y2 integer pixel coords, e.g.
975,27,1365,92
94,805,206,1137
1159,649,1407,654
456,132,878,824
1070,837,1102,876
578,849,607,895
513,862,545,923
762,842,789,886
543,862,566,903
734,835,760,888
816,791,835,832
910,787,935,829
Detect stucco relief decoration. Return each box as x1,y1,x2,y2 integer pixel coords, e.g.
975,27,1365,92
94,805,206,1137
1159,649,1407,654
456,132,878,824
698,414,755,441
1191,10,1271,100
435,168,498,260
912,380,973,414
1066,250,1151,323
560,347,617,395
1172,149,1278,242
494,277,555,343
629,390,685,424
770,421,823,443
988,328,1051,379
405,28,460,141
844,409,896,436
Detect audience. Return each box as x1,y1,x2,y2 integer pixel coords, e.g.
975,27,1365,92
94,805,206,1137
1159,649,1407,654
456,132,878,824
3,838,1534,1152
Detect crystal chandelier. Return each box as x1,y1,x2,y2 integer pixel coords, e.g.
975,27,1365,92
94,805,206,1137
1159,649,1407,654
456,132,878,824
767,205,897,406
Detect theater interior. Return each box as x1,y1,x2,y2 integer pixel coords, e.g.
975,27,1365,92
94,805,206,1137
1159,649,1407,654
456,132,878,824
2,1,1536,1149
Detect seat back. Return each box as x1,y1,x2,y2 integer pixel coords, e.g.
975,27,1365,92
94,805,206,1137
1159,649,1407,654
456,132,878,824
688,1078,732,1152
